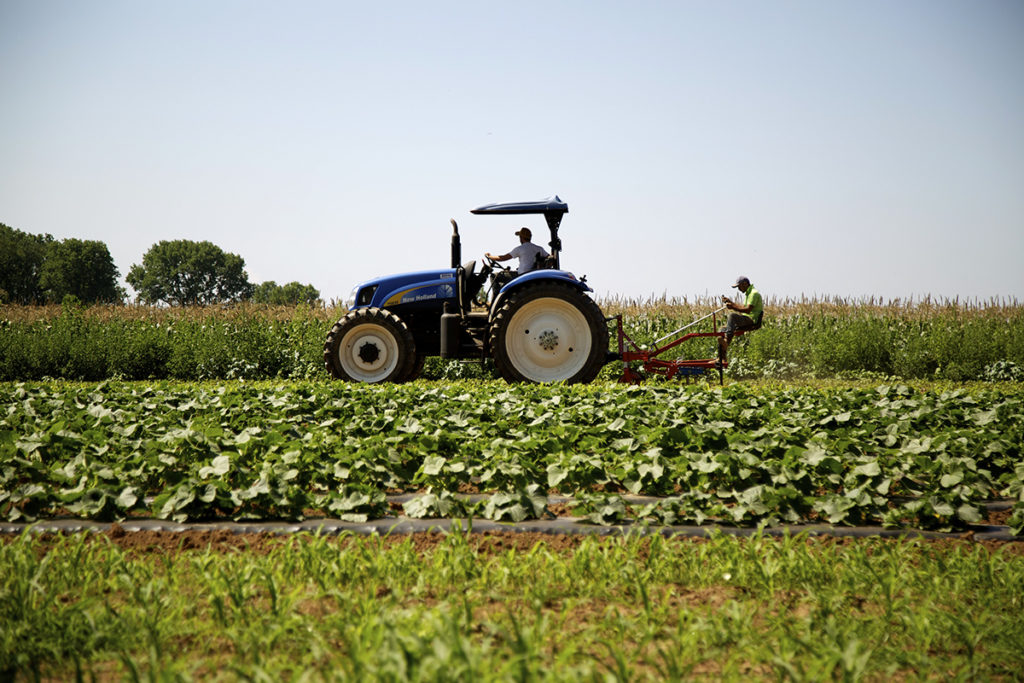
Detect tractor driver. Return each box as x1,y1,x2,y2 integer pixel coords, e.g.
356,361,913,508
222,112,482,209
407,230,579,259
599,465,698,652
485,227,549,275
718,276,763,361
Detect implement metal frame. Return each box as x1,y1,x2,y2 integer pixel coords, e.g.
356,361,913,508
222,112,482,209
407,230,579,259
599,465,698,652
611,306,750,384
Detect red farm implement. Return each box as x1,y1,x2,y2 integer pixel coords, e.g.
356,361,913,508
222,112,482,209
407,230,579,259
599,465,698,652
610,307,752,384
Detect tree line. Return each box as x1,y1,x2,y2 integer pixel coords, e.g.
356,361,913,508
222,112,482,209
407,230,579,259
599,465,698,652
1,223,319,306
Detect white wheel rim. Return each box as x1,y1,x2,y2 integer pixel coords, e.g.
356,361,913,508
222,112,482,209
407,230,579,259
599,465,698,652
504,297,593,382
338,323,400,382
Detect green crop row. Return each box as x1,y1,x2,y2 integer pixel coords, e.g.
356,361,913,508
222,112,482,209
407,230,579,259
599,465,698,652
3,380,1021,533
6,530,1023,680
2,299,1023,381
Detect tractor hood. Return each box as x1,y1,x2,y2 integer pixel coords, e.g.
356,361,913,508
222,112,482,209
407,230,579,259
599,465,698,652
347,269,457,310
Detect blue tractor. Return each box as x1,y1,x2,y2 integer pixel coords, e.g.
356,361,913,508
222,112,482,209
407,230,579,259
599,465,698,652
324,196,610,384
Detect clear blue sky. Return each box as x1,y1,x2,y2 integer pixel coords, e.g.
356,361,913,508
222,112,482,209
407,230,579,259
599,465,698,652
3,0,1022,304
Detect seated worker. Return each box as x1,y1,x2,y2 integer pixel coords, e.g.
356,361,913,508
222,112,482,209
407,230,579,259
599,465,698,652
485,227,549,275
718,275,763,361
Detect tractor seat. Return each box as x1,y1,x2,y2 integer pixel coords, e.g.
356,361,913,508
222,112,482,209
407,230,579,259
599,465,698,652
534,253,556,271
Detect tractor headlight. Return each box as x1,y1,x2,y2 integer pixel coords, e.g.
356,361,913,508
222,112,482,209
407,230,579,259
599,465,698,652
344,287,358,310
345,284,379,310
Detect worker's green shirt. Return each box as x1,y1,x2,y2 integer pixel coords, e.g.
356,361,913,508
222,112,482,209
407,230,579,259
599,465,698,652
745,285,763,322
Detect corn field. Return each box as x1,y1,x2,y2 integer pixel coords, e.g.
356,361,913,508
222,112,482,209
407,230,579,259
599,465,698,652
1,296,1021,382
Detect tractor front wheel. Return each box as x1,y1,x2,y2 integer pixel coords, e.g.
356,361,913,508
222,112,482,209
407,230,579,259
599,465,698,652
489,282,608,384
324,308,416,383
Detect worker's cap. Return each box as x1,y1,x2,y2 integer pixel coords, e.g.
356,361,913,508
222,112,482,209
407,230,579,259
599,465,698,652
515,227,532,239
731,276,750,288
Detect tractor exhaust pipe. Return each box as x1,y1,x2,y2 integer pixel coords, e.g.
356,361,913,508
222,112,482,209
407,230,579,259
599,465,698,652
450,219,461,268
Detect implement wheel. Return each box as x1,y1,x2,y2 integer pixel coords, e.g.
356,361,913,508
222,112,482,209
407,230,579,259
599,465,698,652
489,282,608,384
324,308,416,383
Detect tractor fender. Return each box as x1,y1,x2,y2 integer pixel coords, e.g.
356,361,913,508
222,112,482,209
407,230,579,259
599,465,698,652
489,270,592,322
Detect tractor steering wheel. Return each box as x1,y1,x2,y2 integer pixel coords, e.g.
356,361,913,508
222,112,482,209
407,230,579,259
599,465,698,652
484,255,509,271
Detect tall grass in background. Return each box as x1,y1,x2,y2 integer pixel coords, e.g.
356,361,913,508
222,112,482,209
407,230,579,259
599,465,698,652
0,302,334,381
1,295,1022,381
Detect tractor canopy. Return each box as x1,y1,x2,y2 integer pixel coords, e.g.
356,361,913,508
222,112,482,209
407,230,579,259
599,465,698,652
471,196,567,233
470,196,568,216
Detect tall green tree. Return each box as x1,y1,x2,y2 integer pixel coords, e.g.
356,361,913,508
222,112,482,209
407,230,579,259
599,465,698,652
0,223,52,304
252,280,321,305
127,240,253,306
39,238,123,304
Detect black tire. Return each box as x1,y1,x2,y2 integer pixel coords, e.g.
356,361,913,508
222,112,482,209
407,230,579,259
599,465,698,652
489,282,608,384
324,308,416,383
403,355,427,382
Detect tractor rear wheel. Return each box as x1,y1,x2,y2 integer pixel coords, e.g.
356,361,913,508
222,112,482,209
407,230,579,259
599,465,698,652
324,308,416,383
489,282,608,384
403,355,426,382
